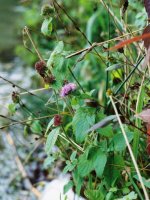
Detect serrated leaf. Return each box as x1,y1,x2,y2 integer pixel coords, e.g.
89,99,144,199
64,180,74,194
110,132,133,152
45,127,60,155
41,17,53,36
63,161,76,174
98,125,113,137
84,189,105,200
78,159,93,177
73,107,95,143
47,41,64,69
87,147,107,177
104,155,124,187
73,170,84,195
94,150,107,177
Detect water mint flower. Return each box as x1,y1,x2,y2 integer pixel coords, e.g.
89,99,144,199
60,83,76,97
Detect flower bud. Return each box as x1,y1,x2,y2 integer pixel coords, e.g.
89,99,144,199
35,60,46,78
54,115,62,126
12,92,20,104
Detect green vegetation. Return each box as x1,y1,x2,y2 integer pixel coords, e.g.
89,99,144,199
1,0,150,199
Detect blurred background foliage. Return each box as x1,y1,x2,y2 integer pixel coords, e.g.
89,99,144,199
0,0,149,199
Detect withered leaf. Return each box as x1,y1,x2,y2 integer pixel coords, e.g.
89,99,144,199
86,115,117,133
135,109,150,123
142,26,150,68
144,0,150,18
143,25,150,50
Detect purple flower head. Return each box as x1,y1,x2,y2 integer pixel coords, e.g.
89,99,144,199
60,82,77,97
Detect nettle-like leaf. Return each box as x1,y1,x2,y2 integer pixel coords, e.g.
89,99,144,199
84,188,105,200
77,146,107,178
109,131,133,152
87,146,107,178
47,41,64,69
45,127,60,155
72,107,96,143
41,17,53,37
93,150,107,178
144,0,150,18
98,125,113,138
104,155,125,187
47,41,68,89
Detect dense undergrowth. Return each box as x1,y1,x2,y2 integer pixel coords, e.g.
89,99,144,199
2,0,150,199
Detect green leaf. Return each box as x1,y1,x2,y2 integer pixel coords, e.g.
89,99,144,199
94,151,107,177
84,188,105,200
8,103,16,115
73,170,83,195
47,41,64,69
104,155,125,187
70,151,77,161
134,175,150,189
41,17,53,36
31,120,42,134
116,191,137,200
45,127,60,155
63,161,76,174
78,158,93,177
110,131,133,152
73,107,95,143
45,118,54,135
87,147,107,177
54,41,64,54
64,180,74,194
98,125,113,137
43,156,55,169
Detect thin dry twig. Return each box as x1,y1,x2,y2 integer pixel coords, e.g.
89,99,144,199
110,96,150,200
6,133,41,199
